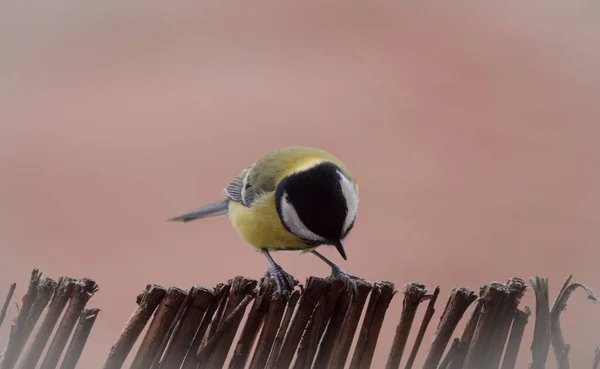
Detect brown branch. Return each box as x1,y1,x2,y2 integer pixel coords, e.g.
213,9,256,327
328,279,373,369
260,291,300,369
0,269,43,369
40,278,98,369
273,277,329,369
19,277,76,369
201,282,231,350
129,287,187,369
448,294,484,369
0,282,16,330
592,346,600,369
421,287,477,369
404,286,440,369
500,307,531,369
59,308,101,369
196,292,256,367
463,282,509,369
181,283,229,369
438,338,461,369
550,275,599,369
160,286,215,369
529,276,551,369
385,282,428,369
203,276,257,369
349,281,396,369
228,277,273,369
102,284,167,369
292,291,329,369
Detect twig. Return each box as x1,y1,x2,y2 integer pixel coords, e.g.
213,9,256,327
592,346,600,369
201,282,231,350
0,269,43,369
529,276,551,369
18,277,76,369
463,282,509,369
313,279,355,369
349,281,396,369
448,295,483,369
260,291,300,369
274,277,329,369
181,283,229,369
500,307,531,369
129,287,187,369
292,292,328,369
59,308,101,369
404,286,440,369
328,279,373,369
160,286,215,369
550,275,599,369
196,292,256,367
40,278,98,369
438,338,461,369
0,283,16,330
421,287,477,369
385,282,427,369
102,284,167,369
203,277,257,369
228,277,273,369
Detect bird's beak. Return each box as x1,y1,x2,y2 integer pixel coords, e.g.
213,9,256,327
333,240,347,260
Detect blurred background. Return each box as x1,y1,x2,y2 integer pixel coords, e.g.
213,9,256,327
1,1,600,368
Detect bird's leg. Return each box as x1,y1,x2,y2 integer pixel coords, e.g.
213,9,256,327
262,249,297,298
311,250,358,295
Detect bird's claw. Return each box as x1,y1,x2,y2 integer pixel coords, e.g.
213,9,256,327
265,265,297,299
330,266,359,296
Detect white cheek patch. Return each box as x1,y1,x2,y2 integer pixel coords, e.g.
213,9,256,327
338,171,358,234
281,192,327,243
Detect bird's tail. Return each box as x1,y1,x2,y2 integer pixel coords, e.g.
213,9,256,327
167,199,230,223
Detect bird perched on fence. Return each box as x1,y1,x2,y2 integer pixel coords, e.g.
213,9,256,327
168,146,359,296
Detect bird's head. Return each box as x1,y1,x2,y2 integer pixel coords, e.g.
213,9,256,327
275,161,359,260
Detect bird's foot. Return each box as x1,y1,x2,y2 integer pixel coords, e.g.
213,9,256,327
265,264,297,299
329,266,359,296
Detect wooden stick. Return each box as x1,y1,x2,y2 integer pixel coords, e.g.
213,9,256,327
181,283,229,369
421,287,477,369
328,279,373,369
160,286,215,369
260,291,300,369
404,286,440,369
550,275,599,369
0,269,43,369
500,307,530,369
273,277,330,369
102,284,167,369
438,338,461,369
487,278,527,369
19,277,76,369
59,308,101,369
0,282,16,330
228,277,273,369
40,278,98,369
201,282,231,351
349,281,396,369
196,292,256,367
385,282,428,369
463,282,509,369
203,277,257,369
529,276,551,369
129,287,187,369
292,289,329,369
313,279,355,369
448,296,483,369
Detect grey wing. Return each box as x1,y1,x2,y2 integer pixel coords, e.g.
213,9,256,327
223,165,256,208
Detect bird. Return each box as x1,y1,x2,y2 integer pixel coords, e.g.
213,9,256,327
168,146,359,296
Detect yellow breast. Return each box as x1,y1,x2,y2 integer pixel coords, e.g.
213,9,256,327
227,193,310,250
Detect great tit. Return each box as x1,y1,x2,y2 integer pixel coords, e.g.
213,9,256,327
168,146,359,296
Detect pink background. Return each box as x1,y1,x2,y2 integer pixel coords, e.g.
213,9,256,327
1,1,600,368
